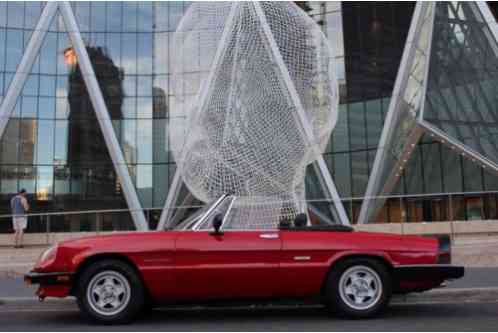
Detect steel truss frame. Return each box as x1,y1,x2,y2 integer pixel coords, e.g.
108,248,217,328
359,2,498,224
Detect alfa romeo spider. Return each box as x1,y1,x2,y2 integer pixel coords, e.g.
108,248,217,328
25,194,464,324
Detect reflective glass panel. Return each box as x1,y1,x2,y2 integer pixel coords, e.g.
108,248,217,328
36,120,54,165
1,119,20,164
137,164,153,207
423,2,498,168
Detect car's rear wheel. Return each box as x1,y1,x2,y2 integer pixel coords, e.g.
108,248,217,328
76,259,144,324
325,258,391,319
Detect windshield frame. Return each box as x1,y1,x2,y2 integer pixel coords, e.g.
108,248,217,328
172,194,228,231
195,195,236,231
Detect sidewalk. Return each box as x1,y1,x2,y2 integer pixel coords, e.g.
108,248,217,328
0,246,45,277
452,237,498,267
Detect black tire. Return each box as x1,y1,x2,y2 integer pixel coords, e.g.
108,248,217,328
141,298,156,315
75,259,145,325
325,258,392,319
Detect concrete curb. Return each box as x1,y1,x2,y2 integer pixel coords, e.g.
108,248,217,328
392,287,498,304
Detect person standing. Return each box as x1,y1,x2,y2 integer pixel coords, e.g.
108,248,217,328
10,189,29,248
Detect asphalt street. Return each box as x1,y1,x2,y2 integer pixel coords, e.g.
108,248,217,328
0,301,498,331
0,268,497,331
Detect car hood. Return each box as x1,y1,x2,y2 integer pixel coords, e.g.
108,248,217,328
58,231,178,251
35,231,180,273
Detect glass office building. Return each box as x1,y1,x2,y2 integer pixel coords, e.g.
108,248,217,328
1,2,498,232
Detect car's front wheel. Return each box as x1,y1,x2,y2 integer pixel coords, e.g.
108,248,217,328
325,258,391,319
75,259,145,325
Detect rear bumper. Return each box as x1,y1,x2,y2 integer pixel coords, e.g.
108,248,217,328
394,265,464,281
393,265,464,293
24,271,73,286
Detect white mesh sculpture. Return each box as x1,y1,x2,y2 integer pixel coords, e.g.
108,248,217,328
167,2,340,228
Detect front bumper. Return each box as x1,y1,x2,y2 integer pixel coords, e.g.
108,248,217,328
24,271,73,286
394,264,464,281
25,271,74,299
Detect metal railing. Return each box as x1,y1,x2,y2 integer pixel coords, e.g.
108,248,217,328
338,190,498,224
0,205,204,234
0,190,497,235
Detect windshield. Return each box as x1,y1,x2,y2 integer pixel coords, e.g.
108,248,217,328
172,208,204,230
172,197,221,230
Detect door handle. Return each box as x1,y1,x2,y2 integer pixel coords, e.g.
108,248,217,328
259,233,279,239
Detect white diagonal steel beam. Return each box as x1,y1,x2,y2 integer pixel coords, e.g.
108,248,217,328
157,168,182,230
59,2,148,231
358,3,434,224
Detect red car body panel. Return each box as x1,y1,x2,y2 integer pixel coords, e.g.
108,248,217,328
173,231,281,299
30,229,447,302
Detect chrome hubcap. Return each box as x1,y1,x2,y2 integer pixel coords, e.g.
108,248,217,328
339,265,382,310
87,271,131,316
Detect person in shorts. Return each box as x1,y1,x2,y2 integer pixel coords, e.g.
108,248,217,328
10,189,29,248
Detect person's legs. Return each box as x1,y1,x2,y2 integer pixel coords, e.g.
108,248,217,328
18,229,24,248
14,229,21,248
18,217,27,248
12,218,19,248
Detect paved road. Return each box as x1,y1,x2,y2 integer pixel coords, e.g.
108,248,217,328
0,300,497,331
444,267,498,289
1,268,497,331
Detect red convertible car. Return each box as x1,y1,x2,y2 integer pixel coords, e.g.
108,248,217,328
25,194,463,324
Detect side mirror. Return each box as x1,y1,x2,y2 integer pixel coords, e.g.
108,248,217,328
294,213,308,227
210,213,224,236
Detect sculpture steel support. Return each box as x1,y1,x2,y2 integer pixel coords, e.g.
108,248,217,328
159,2,350,229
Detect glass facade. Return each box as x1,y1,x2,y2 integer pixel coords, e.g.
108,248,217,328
424,2,498,167
1,2,498,232
355,2,498,223
321,2,498,224
0,2,191,231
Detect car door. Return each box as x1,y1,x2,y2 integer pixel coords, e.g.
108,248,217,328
278,230,340,297
172,203,281,300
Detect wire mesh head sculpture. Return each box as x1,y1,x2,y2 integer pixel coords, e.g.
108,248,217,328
170,2,339,225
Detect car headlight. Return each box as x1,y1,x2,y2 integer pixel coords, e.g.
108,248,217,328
38,244,58,266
